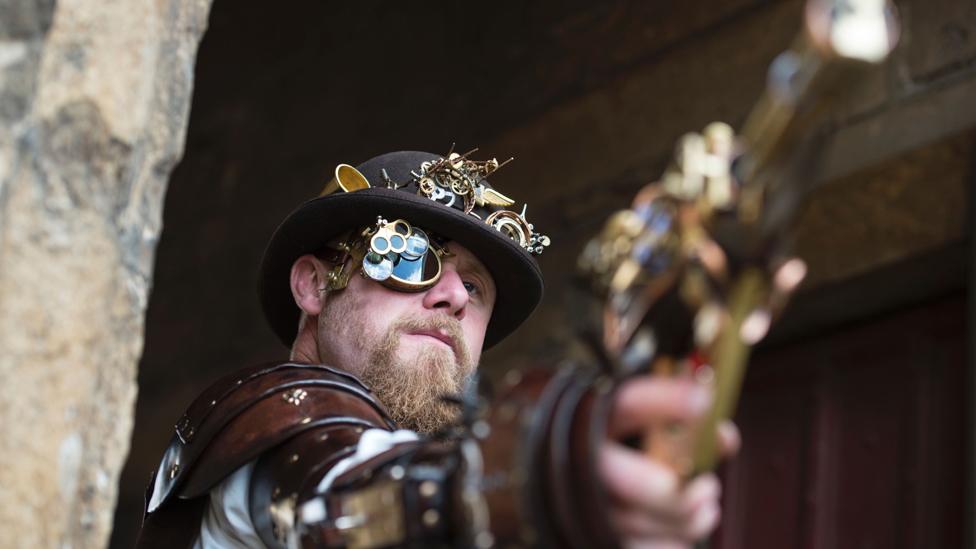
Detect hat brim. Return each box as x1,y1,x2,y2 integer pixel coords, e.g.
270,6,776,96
259,187,543,350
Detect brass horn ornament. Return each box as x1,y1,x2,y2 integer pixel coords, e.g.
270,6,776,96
320,164,371,196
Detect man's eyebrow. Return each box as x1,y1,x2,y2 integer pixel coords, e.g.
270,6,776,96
450,247,495,293
470,263,495,292
464,252,487,274
461,256,491,282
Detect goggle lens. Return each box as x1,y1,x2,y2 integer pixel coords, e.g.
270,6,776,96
401,229,430,259
362,251,394,280
359,219,442,291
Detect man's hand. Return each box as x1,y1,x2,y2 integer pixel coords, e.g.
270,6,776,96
599,377,740,549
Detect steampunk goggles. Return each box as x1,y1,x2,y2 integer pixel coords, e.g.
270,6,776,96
321,217,448,293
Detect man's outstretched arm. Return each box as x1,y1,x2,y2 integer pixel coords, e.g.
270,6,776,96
138,361,732,549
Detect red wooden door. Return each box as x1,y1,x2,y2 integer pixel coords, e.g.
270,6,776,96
717,294,966,549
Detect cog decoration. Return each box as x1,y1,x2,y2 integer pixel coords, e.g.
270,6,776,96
486,205,551,256
409,148,552,256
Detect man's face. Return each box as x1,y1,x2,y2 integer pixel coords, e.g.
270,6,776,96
315,241,496,433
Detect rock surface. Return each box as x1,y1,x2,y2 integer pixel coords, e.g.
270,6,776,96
0,0,211,546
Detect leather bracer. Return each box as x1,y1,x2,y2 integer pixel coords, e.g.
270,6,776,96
467,365,618,549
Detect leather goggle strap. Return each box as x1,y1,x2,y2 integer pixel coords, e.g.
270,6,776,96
314,247,348,266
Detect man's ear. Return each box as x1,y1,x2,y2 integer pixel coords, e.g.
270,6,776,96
290,255,328,316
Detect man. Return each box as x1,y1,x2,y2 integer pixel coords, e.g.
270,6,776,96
138,150,735,549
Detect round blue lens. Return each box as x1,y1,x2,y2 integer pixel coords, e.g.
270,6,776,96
401,230,429,260
389,234,406,252
371,235,390,254
362,252,393,281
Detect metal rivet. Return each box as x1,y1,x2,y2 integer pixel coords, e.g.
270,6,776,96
419,480,438,498
475,531,494,548
422,509,440,527
389,465,405,480
318,433,330,442
283,388,309,406
235,380,243,385
354,427,363,434
472,420,490,439
301,417,312,424
289,454,299,464
167,463,180,480
503,369,523,386
210,399,217,406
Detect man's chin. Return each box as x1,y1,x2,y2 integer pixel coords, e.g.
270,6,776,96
363,339,466,435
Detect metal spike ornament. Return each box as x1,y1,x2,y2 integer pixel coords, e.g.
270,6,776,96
415,151,516,214
485,205,551,256
406,149,550,256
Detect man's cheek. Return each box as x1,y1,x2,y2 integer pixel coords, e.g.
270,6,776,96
469,319,490,354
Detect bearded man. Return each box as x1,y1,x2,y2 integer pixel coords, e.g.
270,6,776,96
137,151,737,549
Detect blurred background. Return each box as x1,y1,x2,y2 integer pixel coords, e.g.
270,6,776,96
111,0,974,547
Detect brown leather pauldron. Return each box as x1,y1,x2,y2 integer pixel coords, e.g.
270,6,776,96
137,362,394,548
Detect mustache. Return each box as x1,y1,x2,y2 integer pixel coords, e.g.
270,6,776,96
391,315,470,364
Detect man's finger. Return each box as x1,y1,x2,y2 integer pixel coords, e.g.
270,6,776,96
609,377,712,438
612,499,719,539
614,499,720,542
687,501,721,540
717,420,741,458
622,539,690,549
612,494,721,549
600,442,720,519
601,442,678,514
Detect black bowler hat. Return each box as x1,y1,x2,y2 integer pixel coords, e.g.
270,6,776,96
258,150,548,349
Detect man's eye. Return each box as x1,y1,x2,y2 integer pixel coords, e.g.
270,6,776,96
462,281,480,296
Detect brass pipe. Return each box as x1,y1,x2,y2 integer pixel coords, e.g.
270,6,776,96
320,164,371,197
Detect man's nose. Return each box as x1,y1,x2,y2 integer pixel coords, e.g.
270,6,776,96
422,268,468,319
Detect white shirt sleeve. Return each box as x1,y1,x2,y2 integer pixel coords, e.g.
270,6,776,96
195,429,420,548
194,462,262,548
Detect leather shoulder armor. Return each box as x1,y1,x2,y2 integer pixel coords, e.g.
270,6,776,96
146,361,394,513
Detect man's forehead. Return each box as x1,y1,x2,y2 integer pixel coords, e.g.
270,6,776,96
444,241,494,282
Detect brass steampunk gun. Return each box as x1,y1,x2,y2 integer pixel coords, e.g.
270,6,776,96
578,0,900,479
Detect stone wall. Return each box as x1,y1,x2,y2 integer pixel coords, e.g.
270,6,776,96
0,0,211,546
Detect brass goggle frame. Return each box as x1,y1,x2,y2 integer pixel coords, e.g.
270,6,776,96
324,218,448,294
